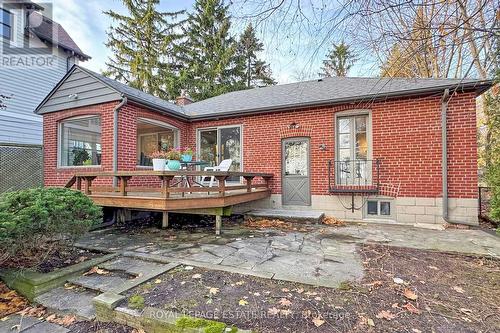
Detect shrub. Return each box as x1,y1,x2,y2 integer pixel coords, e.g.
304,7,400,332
128,294,145,310
487,163,500,222
0,187,102,266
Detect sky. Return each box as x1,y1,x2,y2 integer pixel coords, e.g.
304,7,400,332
48,0,376,84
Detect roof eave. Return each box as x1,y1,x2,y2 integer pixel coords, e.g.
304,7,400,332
30,29,91,61
187,80,494,121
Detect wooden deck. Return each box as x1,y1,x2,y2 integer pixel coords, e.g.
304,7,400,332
65,170,273,213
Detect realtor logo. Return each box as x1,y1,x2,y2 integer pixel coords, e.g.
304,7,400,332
1,1,58,69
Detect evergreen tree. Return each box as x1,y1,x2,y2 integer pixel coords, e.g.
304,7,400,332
103,0,185,100
180,0,242,100
320,42,357,77
236,24,276,88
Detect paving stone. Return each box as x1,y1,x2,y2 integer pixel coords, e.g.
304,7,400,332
245,209,325,224
69,275,131,293
0,314,42,332
22,321,69,333
101,257,166,276
35,287,98,320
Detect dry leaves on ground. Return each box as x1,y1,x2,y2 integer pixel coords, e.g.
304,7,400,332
403,288,418,300
244,219,310,232
312,315,325,327
376,310,396,321
0,283,28,317
278,298,292,307
46,313,77,326
83,266,109,276
323,216,346,226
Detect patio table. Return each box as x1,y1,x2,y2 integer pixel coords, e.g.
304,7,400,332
178,160,210,188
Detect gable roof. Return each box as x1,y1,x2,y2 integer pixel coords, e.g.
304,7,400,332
184,76,492,119
36,65,493,120
35,65,186,117
29,12,90,60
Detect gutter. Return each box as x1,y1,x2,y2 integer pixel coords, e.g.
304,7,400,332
113,95,128,187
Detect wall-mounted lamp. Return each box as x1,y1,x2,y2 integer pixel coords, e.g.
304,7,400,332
68,93,78,100
289,122,300,129
319,143,327,151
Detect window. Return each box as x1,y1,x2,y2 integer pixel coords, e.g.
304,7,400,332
336,113,370,185
1,9,12,40
137,119,179,166
366,200,392,218
59,116,101,166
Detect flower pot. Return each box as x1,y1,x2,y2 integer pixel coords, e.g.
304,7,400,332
181,154,193,162
152,159,166,171
167,160,181,171
164,161,170,171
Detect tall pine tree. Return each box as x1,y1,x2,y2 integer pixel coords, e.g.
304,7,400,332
236,24,276,88
103,0,185,100
180,0,242,100
320,42,357,77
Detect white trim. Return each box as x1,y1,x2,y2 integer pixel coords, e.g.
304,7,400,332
57,115,101,168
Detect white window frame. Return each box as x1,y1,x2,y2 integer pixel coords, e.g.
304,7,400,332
334,110,373,184
136,117,180,167
57,115,102,168
196,124,243,182
364,198,395,220
1,8,13,41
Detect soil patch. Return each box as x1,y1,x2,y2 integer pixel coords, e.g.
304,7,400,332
68,320,137,333
1,245,104,273
127,244,500,333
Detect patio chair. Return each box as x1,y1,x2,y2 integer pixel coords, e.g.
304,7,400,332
202,159,233,188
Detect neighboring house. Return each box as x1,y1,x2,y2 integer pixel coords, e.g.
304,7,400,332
0,0,89,192
35,65,492,226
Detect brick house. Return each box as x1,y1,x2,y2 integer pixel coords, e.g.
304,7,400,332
35,65,492,226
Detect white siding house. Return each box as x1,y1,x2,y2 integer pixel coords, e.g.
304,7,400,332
0,0,90,191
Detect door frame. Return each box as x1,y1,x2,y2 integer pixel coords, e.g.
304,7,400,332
196,125,243,181
281,136,311,206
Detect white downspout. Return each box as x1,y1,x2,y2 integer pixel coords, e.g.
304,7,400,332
113,95,127,187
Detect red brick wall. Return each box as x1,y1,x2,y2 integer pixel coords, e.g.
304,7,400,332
43,93,478,199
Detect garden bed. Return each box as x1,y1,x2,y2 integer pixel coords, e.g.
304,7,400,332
121,244,500,333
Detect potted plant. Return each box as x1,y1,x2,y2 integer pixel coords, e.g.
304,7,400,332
181,147,194,162
150,151,167,171
166,148,182,170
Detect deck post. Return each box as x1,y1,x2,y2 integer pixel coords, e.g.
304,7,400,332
243,176,255,193
162,211,169,228
160,176,174,198
215,176,228,197
84,176,96,195
215,215,222,235
119,176,131,196
263,176,272,189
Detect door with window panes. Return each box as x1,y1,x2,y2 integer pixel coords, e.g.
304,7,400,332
336,115,370,185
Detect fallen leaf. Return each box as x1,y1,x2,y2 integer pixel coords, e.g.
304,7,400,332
238,299,248,306
452,286,465,294
393,277,405,284
0,317,8,322
376,310,396,321
460,308,473,314
314,296,322,301
403,288,418,301
268,307,280,315
428,266,439,270
83,266,109,276
281,288,290,292
312,315,325,327
192,274,202,279
391,303,400,308
208,287,219,295
412,329,422,333
278,298,292,307
367,318,375,327
365,281,383,287
184,266,194,271
296,288,304,294
154,279,162,284
305,291,317,296
253,292,261,296
402,303,421,314
280,309,292,316
235,281,245,286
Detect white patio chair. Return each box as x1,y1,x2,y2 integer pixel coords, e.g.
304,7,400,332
202,159,233,188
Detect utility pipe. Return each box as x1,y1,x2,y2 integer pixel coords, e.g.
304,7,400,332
113,95,128,187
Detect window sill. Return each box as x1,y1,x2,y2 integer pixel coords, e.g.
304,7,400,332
57,165,102,170
136,165,153,169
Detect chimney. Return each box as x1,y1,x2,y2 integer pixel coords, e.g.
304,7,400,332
175,89,193,106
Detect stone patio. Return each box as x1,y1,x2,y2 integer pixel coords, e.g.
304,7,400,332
76,222,500,288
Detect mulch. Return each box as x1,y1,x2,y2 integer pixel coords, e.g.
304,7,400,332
1,245,103,273
127,244,500,333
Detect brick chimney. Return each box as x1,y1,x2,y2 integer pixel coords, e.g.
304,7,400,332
175,89,193,106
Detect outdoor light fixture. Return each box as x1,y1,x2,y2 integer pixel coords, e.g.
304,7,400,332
289,122,299,129
68,93,78,100
319,143,327,151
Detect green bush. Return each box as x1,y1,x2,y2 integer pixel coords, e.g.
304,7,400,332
0,187,102,265
128,294,145,310
487,163,500,222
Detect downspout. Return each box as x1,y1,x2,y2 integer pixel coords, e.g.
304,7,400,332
441,89,451,221
113,95,128,187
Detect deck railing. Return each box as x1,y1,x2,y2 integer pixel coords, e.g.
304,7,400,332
327,159,380,194
65,171,273,198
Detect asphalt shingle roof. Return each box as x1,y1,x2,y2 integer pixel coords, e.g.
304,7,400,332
183,76,491,118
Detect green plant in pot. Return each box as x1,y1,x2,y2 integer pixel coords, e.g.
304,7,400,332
166,148,182,170
181,147,194,162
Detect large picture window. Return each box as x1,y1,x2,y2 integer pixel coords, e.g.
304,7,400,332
59,116,101,166
1,9,12,40
137,119,179,166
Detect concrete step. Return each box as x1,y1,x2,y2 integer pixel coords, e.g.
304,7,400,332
100,256,166,276
245,209,325,224
35,287,98,320
68,274,131,293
